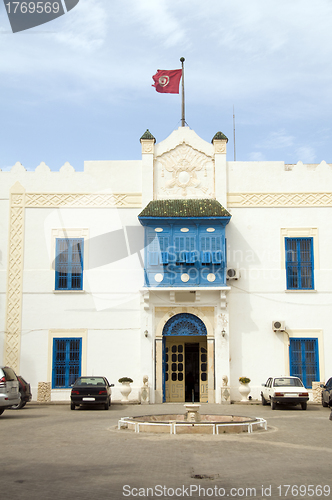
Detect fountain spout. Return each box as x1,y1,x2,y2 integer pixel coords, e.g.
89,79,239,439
184,403,201,422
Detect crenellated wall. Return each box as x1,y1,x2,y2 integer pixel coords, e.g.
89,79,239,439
227,160,332,207
0,160,142,196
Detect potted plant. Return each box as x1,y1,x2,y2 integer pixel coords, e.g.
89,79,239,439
118,377,133,402
238,377,251,401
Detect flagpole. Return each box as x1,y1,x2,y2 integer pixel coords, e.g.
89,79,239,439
180,57,185,126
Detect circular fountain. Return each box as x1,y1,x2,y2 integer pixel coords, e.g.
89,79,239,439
118,404,267,435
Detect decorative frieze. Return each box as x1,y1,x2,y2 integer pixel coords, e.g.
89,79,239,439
4,183,25,371
25,192,141,208
228,192,332,207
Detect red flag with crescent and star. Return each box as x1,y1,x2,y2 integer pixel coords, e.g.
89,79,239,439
152,69,182,93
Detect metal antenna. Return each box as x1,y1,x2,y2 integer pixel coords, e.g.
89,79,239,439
233,105,236,161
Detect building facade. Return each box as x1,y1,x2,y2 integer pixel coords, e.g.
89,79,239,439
0,126,330,403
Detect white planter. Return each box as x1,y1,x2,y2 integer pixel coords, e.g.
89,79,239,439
239,383,251,401
120,382,132,402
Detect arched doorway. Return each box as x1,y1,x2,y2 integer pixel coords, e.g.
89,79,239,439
163,313,208,403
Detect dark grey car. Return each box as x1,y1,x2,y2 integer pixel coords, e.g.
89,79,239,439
11,375,32,410
320,377,332,407
0,366,20,415
70,376,114,410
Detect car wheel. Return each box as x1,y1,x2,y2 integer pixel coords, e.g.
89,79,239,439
11,401,25,410
322,395,328,407
0,409,4,416
104,398,110,410
271,400,277,410
261,393,268,406
70,402,75,410
301,402,307,410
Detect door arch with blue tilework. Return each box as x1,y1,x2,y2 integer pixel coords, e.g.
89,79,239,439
163,313,207,337
162,313,208,403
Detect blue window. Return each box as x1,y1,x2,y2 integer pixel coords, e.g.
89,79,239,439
142,225,227,286
285,237,314,290
52,338,82,388
55,238,84,290
289,338,319,389
200,235,222,265
175,235,196,264
148,235,169,265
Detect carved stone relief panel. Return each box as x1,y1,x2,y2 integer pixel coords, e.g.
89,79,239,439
154,143,214,199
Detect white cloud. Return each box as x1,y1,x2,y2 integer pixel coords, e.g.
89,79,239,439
296,146,316,163
126,0,188,49
1,0,332,165
52,0,107,52
256,130,295,150
248,152,266,162
2,0,332,104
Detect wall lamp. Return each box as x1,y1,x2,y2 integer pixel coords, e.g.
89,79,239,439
221,329,226,337
144,330,148,338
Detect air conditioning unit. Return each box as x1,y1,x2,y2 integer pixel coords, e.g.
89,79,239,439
272,320,285,332
226,268,240,280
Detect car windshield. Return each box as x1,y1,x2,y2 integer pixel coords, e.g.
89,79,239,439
273,378,303,387
74,377,105,386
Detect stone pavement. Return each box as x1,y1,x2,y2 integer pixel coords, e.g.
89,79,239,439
1,402,331,500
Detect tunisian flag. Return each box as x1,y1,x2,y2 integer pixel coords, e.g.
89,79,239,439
152,69,182,94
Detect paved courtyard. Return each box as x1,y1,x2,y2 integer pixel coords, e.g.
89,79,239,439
1,402,331,500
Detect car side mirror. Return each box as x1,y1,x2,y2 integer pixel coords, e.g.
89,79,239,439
320,384,325,388
110,384,114,387
261,383,266,387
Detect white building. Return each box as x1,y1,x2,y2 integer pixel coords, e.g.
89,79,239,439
0,126,330,403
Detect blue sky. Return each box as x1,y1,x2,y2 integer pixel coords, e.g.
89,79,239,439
1,0,332,171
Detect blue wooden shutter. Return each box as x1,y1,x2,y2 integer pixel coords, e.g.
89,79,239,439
55,239,69,289
299,238,314,289
71,239,83,290
175,236,186,263
184,236,196,263
285,238,313,290
159,236,169,264
200,237,210,264
55,239,83,290
211,236,222,264
289,338,319,388
52,338,82,388
201,235,223,264
148,236,159,266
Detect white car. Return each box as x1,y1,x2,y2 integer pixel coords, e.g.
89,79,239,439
261,376,309,410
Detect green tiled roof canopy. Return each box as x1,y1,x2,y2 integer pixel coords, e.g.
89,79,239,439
140,129,156,142
139,199,230,218
211,131,228,143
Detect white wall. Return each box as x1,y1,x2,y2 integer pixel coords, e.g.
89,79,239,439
227,206,332,398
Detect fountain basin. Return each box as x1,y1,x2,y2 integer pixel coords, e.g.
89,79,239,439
118,413,267,435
